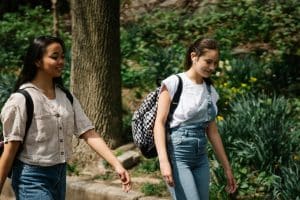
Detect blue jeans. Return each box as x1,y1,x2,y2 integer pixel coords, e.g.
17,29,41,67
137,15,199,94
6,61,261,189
11,160,66,200
167,124,210,200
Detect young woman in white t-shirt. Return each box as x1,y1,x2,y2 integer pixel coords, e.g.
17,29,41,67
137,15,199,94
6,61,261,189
154,38,237,200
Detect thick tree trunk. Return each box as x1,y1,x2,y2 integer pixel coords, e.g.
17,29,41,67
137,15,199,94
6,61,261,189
70,0,123,150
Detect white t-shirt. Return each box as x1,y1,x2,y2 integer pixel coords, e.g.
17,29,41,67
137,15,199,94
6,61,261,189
161,72,219,128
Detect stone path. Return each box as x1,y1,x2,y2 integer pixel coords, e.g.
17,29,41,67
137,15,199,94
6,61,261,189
1,176,170,200
1,143,170,200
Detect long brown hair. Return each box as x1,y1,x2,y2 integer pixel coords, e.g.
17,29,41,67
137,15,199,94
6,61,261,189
184,38,219,85
14,35,66,92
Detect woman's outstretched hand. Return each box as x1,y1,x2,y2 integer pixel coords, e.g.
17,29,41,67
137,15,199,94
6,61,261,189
225,169,237,194
81,130,132,192
160,160,174,187
115,165,131,192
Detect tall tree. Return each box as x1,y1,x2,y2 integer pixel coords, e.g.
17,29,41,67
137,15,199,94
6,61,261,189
51,0,59,36
70,1,123,150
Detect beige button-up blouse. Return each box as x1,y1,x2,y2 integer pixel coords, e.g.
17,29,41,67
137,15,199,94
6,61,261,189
0,83,94,166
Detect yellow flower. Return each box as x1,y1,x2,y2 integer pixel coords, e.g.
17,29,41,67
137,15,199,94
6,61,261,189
249,77,257,83
241,83,247,88
231,87,238,93
217,115,224,121
225,65,232,71
219,60,224,69
293,155,300,161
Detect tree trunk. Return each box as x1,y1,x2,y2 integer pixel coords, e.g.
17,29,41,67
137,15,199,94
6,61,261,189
70,0,123,150
51,0,59,36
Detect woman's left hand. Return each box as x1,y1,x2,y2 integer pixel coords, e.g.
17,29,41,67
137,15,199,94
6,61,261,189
115,165,131,192
225,169,237,194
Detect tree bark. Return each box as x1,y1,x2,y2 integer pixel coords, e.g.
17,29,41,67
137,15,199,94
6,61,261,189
51,0,59,36
70,0,123,149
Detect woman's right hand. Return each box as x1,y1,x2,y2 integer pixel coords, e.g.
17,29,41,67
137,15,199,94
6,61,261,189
225,168,237,194
114,164,131,192
160,160,174,187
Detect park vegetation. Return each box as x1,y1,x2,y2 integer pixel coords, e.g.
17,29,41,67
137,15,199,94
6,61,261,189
0,1,299,199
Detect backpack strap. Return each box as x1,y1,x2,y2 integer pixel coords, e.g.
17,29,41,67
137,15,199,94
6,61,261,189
166,74,183,126
16,89,33,136
57,85,73,105
168,75,183,116
205,81,216,121
16,85,73,135
16,85,73,136
205,81,211,94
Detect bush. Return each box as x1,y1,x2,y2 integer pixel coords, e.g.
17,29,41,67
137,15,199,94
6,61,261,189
0,6,52,70
220,94,299,171
210,94,300,197
121,1,300,96
121,23,185,89
0,73,17,135
273,162,300,199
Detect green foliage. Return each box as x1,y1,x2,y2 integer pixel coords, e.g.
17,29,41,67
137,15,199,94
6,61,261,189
273,162,300,199
121,110,133,142
121,0,300,95
67,163,79,176
0,2,299,199
219,94,299,171
263,57,300,96
140,181,167,197
0,5,71,75
93,172,115,181
135,158,160,174
120,3,300,198
212,56,263,114
0,73,16,108
61,52,71,88
0,73,17,134
211,94,300,198
211,160,276,199
214,0,300,58
121,23,185,89
0,6,52,69
139,45,185,87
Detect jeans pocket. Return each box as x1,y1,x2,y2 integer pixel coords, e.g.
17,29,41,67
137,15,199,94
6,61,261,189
196,137,207,154
170,134,183,145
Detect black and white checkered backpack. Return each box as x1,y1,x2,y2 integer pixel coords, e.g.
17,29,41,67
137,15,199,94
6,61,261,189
132,75,182,158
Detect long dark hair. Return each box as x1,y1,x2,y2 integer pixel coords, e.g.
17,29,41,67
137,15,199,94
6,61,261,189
14,35,66,92
184,38,219,85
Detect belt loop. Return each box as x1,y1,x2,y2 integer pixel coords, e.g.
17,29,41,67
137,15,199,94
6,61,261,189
184,129,188,136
